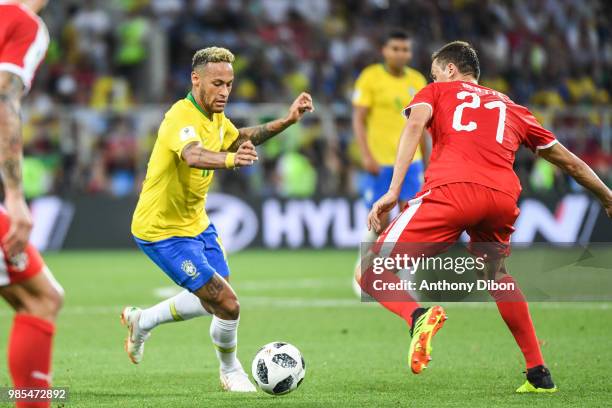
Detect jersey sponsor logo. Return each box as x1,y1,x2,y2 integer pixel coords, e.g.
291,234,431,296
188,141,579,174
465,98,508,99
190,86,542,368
180,126,197,142
181,260,200,279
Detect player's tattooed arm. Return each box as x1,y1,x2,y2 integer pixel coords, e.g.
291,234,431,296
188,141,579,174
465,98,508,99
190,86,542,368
227,92,314,152
230,120,285,151
182,140,258,169
0,72,33,257
539,142,612,217
0,72,24,192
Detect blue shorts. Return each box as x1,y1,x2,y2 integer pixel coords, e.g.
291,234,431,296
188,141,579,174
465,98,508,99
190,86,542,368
359,161,424,208
134,224,229,293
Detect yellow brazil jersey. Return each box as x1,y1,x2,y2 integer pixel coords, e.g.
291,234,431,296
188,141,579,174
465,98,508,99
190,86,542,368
352,64,428,165
131,92,239,241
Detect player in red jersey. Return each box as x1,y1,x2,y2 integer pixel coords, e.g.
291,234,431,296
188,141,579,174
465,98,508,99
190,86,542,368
360,41,612,392
0,2,64,407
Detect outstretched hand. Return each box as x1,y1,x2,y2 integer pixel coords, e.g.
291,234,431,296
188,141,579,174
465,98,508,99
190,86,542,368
286,92,314,124
367,191,399,233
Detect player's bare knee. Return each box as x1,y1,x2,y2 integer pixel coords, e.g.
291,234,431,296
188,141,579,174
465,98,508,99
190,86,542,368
26,290,61,321
219,297,240,320
36,272,64,319
46,285,64,317
27,287,63,322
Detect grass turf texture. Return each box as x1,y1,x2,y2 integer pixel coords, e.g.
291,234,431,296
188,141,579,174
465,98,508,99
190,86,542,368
0,249,610,407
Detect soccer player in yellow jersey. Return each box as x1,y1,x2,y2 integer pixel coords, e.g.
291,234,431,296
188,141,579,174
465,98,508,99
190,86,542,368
120,47,313,392
351,30,428,295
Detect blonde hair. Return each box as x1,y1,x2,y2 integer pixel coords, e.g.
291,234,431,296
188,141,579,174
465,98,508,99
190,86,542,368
192,47,235,70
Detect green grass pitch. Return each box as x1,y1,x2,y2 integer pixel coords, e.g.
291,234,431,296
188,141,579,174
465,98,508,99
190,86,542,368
0,249,611,407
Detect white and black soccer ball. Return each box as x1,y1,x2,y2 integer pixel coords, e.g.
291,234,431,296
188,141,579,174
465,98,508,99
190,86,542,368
251,342,305,395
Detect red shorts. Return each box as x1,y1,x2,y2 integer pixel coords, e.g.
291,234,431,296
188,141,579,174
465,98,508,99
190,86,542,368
375,182,520,259
0,210,44,286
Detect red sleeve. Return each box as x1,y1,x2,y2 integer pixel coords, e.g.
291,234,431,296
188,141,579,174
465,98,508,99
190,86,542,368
402,83,436,119
521,109,557,153
0,7,49,91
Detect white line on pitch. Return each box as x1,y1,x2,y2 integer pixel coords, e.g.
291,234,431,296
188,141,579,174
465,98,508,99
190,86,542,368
0,299,609,317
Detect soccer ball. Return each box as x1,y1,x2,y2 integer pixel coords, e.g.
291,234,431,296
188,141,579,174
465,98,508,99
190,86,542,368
251,342,306,395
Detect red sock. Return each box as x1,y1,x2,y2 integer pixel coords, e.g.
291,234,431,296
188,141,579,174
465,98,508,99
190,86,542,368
361,267,420,326
489,275,544,369
8,314,55,408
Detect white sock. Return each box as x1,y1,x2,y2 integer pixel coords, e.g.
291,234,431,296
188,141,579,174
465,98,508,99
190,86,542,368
139,290,210,331
210,315,240,372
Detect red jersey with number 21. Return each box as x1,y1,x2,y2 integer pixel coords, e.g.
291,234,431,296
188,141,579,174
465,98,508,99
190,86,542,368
403,81,557,200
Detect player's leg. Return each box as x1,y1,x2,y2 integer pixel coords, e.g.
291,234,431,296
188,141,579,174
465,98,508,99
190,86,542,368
193,226,254,392
0,259,64,408
352,169,388,296
131,229,232,330
122,228,254,391
360,188,459,320
478,259,556,392
394,160,424,291
354,163,423,296
121,236,212,364
192,272,243,370
182,273,250,392
359,187,463,373
467,185,556,392
354,166,415,297
123,289,211,330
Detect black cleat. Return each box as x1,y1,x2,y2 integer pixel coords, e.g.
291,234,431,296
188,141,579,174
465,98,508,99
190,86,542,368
409,307,427,337
516,365,558,393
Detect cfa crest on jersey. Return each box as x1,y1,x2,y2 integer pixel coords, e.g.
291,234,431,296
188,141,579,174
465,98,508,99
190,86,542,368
180,126,198,141
181,260,200,279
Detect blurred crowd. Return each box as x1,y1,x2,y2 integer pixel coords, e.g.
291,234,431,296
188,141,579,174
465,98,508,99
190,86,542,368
22,0,612,199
